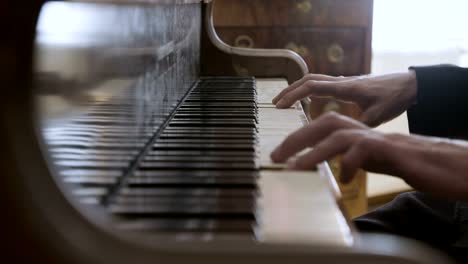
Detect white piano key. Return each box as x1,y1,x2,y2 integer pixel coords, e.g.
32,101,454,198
256,107,306,169
256,170,353,247
256,78,290,105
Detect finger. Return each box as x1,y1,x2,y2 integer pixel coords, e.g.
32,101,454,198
272,74,347,105
276,80,356,109
271,112,366,162
340,141,370,183
289,130,360,170
359,106,381,127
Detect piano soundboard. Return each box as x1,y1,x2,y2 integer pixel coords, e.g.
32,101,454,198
41,77,351,247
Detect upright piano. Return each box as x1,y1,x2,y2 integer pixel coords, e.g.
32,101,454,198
0,0,453,263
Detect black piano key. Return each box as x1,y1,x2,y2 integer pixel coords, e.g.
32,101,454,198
108,203,254,216
174,111,257,115
116,218,254,232
146,150,256,158
79,197,103,205
155,139,256,145
200,76,253,79
73,187,110,197
126,177,256,187
60,169,124,177
138,161,257,170
58,124,160,132
70,121,140,127
55,160,130,169
202,81,255,84
184,99,255,103
53,153,135,161
194,88,255,92
187,93,255,96
46,130,156,138
50,148,139,156
47,141,146,149
45,126,155,135
180,103,256,108
112,196,254,206
195,81,254,85
142,156,254,163
173,113,256,119
109,199,255,217
118,187,255,198
186,94,255,97
85,111,162,117
159,133,256,138
201,79,254,82
169,118,256,122
162,127,256,133
197,79,254,83
152,143,255,151
132,170,259,178
190,93,255,97
71,116,138,122
79,103,135,108
197,81,254,85
168,121,257,128
64,176,119,186
197,80,254,84
159,133,256,140
45,130,154,138
190,91,255,95
45,136,150,145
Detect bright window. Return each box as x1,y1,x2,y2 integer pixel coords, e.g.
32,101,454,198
372,0,468,73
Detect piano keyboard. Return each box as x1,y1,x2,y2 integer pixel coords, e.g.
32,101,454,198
43,77,352,246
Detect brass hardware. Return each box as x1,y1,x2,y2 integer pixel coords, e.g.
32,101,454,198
327,44,345,64
323,100,341,113
232,63,249,76
329,159,340,174
285,42,310,58
234,35,254,48
296,1,312,13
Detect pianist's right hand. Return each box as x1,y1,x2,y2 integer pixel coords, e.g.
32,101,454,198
270,111,468,200
272,70,418,127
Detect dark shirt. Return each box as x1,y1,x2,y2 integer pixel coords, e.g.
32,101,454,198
409,65,468,139
355,65,468,263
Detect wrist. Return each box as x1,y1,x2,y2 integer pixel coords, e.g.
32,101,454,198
405,69,418,105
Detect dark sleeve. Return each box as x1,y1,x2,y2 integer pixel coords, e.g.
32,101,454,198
407,65,468,138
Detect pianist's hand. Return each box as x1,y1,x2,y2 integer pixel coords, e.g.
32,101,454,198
271,112,468,200
272,71,418,127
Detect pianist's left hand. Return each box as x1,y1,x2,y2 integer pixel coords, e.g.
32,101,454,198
270,112,468,200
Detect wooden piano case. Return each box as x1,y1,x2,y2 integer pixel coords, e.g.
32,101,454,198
0,0,455,263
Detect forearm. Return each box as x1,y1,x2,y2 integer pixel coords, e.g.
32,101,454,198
385,133,468,200
408,65,468,138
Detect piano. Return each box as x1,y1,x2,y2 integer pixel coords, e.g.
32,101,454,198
0,0,454,263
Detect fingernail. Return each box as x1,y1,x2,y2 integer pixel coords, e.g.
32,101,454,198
287,160,297,169
276,99,286,108
270,148,280,162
